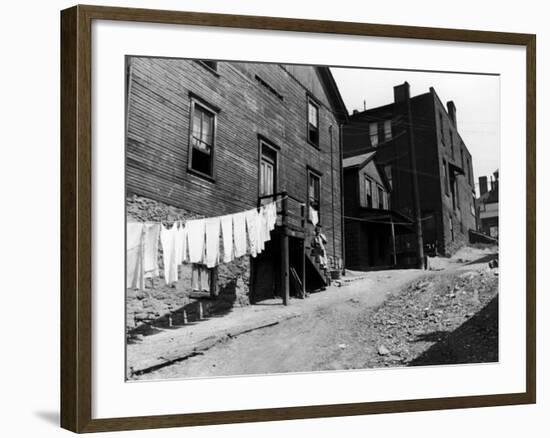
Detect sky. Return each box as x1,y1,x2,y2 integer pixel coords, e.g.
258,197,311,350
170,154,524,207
330,67,500,192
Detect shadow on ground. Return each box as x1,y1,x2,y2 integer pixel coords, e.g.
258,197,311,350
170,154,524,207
408,295,499,366
464,253,498,266
127,280,238,343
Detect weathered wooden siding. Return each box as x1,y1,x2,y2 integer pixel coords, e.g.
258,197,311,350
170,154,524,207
126,58,343,260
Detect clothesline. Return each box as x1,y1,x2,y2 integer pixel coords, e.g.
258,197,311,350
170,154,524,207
127,201,278,290
343,214,434,226
128,198,288,226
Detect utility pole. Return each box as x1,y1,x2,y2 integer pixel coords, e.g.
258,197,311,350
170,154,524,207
400,82,424,268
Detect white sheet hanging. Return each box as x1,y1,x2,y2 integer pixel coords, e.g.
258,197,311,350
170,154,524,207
204,217,221,268
186,219,206,264
220,214,234,263
233,212,247,258
160,223,178,285
142,223,160,279
127,222,144,290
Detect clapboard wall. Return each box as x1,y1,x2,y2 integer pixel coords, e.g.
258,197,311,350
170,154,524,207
126,58,343,260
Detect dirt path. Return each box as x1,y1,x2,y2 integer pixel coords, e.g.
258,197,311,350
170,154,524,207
133,249,499,380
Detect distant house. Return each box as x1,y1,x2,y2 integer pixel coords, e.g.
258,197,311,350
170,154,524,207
343,151,414,270
126,58,348,303
476,170,499,238
343,82,477,258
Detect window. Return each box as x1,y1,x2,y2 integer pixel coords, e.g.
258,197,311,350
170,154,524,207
372,182,379,208
466,158,472,185
260,142,276,197
442,160,449,195
364,176,372,207
189,100,216,177
308,171,321,218
449,129,454,157
198,60,218,72
384,165,393,188
378,186,385,209
384,120,392,141
449,215,454,241
383,191,389,210
369,122,379,147
307,98,319,146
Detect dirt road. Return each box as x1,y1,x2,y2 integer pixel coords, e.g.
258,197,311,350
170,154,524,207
135,249,498,380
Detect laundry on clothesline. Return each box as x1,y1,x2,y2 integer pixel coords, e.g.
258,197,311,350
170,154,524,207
125,201,278,288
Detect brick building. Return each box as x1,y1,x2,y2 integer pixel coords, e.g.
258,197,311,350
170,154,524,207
126,58,347,305
343,83,477,258
476,170,499,238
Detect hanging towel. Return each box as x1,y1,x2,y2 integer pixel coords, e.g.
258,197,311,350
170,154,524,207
220,214,234,263
205,217,221,268
245,208,259,257
127,222,144,289
257,206,269,253
174,221,187,265
187,219,206,264
309,206,319,226
160,223,178,284
143,223,160,279
267,201,277,231
233,212,247,258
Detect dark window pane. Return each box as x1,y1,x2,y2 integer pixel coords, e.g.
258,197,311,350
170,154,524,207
191,148,211,175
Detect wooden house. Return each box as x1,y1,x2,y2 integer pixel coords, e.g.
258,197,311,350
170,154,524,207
126,58,348,304
343,151,414,270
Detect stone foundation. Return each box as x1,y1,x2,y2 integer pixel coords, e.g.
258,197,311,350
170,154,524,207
126,194,250,334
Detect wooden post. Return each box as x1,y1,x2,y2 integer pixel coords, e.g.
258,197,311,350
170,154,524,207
280,192,290,306
391,218,397,266
182,310,188,325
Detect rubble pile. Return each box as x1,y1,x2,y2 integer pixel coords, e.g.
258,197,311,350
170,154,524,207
361,267,499,368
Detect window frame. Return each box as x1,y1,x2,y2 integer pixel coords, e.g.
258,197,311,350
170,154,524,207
307,167,322,222
187,96,219,180
364,175,373,208
306,96,320,148
383,119,392,141
369,122,379,147
258,137,279,199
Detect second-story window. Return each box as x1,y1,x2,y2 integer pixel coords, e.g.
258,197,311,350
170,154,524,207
369,122,379,147
364,176,372,208
307,98,319,146
259,142,276,197
189,99,216,178
308,170,321,219
384,120,392,141
378,186,385,209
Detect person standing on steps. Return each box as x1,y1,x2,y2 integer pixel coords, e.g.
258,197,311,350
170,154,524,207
311,224,328,271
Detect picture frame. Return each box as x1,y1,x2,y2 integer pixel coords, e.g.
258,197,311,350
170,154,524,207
60,4,536,433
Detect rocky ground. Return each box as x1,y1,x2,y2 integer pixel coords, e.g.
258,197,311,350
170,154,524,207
359,267,498,368
130,247,498,380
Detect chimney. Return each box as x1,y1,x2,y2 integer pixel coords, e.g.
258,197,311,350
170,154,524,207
447,101,457,127
479,176,488,196
393,82,410,103
352,109,359,115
